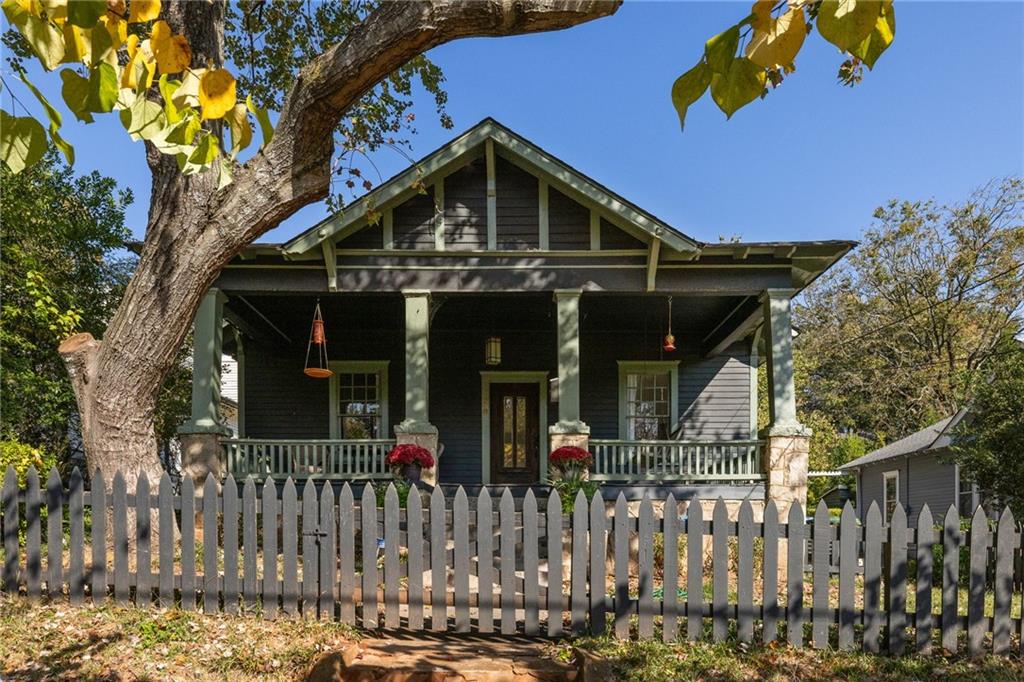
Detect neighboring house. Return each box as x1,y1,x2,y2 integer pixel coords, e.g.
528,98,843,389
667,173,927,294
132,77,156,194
839,409,981,525
175,119,852,503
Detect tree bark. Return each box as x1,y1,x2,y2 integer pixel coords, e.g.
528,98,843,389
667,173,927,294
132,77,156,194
60,0,621,490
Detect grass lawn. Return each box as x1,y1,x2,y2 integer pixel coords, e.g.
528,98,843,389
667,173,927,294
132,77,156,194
555,637,1024,681
0,598,357,681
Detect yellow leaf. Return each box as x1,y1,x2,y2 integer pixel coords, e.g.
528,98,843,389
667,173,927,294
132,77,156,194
224,103,252,158
172,67,203,109
127,0,158,22
121,44,155,90
99,12,126,48
745,6,807,70
750,0,774,31
198,68,236,120
817,0,883,53
150,19,190,74
60,22,88,63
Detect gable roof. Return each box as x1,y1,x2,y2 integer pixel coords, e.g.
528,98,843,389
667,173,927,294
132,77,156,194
282,117,702,256
839,408,969,470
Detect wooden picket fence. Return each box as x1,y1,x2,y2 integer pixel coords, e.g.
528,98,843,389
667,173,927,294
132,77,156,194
1,465,1021,657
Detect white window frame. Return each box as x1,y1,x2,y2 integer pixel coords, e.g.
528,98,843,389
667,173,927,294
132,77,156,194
617,360,679,441
329,361,390,439
883,470,900,518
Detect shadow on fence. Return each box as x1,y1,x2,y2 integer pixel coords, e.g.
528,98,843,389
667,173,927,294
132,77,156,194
0,465,1021,658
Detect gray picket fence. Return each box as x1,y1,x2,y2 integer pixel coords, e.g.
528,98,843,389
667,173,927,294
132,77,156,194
1,465,1021,657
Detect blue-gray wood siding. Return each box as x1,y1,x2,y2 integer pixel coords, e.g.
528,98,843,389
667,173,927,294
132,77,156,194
600,217,646,250
547,187,590,250
392,186,436,250
495,156,539,250
336,223,382,249
443,157,488,251
856,449,957,526
239,297,754,483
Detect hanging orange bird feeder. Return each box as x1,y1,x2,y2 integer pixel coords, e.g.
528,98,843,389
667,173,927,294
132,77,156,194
304,301,333,378
662,296,677,353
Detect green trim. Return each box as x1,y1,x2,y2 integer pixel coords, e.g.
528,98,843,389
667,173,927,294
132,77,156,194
589,210,601,251
486,139,497,250
382,209,394,249
328,360,390,439
538,180,549,250
281,119,700,256
433,180,445,251
321,242,337,291
480,371,549,485
646,239,661,291
236,334,246,438
403,291,431,425
616,360,680,440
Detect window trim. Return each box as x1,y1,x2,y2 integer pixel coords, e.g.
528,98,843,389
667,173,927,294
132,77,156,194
616,360,680,440
328,361,390,439
883,469,900,517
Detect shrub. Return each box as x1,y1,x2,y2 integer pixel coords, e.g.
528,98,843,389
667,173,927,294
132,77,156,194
0,439,57,485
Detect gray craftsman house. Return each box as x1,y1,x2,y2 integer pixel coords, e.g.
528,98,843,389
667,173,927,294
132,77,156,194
177,119,852,511
840,409,981,525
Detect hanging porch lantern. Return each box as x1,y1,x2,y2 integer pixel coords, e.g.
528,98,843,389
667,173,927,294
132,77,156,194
303,301,333,378
662,296,677,353
485,336,502,366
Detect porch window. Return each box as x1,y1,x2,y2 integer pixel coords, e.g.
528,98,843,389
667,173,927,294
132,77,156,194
329,361,389,439
617,361,679,440
883,470,899,519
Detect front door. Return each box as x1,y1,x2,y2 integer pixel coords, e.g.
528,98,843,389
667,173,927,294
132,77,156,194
489,383,540,485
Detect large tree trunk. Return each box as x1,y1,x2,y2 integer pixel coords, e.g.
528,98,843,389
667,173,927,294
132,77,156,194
59,0,621,492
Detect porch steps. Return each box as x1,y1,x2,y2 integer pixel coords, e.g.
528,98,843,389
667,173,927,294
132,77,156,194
306,636,578,681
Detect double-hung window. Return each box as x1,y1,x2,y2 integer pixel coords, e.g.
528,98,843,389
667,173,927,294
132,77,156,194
617,361,679,440
883,470,900,519
329,361,389,439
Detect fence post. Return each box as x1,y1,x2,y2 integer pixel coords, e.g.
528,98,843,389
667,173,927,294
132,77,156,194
25,466,41,601
113,472,130,605
262,477,279,620
993,508,1015,654
361,482,378,629
385,483,402,629
967,506,988,657
69,468,85,605
838,502,856,650
244,477,259,614
501,488,518,634
638,494,655,639
180,475,195,611
282,478,298,617
2,466,19,594
736,499,753,644
318,481,335,621
223,475,239,615
158,473,174,608
940,504,959,653
863,501,882,653
134,472,151,607
888,503,908,655
524,489,540,636
687,497,704,642
337,483,354,626
786,502,804,648
546,490,563,638
300,479,319,618
762,500,779,644
476,488,493,634
613,492,630,640
570,490,588,636
202,475,219,614
430,486,447,632
664,494,680,643
46,468,63,600
915,504,934,655
712,498,729,643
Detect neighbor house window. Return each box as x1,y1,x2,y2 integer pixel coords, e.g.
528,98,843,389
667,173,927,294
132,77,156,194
617,361,679,440
329,361,389,439
883,470,900,519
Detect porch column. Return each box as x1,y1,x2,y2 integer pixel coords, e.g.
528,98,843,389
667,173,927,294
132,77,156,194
760,288,811,520
395,290,439,486
178,288,230,487
549,290,590,454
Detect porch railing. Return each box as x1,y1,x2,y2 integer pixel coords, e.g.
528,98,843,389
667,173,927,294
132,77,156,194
220,438,396,480
589,439,764,482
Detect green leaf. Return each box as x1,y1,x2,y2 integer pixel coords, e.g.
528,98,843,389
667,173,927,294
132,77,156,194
710,57,766,119
84,63,118,113
67,0,107,29
670,61,711,131
121,96,165,141
60,69,94,123
246,94,273,148
817,0,884,53
0,110,48,173
17,69,74,165
190,132,219,164
850,1,895,69
89,16,117,67
158,75,184,123
2,0,65,70
217,156,233,190
705,24,740,74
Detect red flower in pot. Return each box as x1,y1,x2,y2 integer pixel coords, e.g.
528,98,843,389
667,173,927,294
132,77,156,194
549,445,593,475
386,444,435,484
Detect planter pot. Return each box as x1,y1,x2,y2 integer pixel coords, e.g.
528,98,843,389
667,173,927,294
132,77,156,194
402,463,423,484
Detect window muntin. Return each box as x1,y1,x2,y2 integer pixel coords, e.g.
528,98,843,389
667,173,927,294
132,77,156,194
625,371,671,440
330,361,389,439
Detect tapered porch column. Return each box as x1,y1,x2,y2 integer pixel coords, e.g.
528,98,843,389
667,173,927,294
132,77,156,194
760,288,811,519
549,290,590,454
178,288,230,486
395,290,439,486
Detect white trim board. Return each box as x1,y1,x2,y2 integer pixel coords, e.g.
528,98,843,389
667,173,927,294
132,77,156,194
480,371,549,485
617,360,680,440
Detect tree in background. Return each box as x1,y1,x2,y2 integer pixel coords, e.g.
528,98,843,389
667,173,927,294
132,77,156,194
794,177,1024,443
0,149,190,473
952,337,1024,517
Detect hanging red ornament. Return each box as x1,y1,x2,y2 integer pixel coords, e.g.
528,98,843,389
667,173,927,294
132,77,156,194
663,296,677,353
304,301,333,378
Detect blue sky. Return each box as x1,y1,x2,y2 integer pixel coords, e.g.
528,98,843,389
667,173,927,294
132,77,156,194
5,2,1022,245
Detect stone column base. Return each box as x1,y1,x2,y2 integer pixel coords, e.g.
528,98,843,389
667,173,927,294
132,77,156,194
179,430,225,490
394,422,439,488
762,430,811,520
549,423,590,481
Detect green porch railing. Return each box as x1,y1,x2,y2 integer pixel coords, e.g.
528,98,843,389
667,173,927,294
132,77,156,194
220,438,396,480
589,439,764,482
